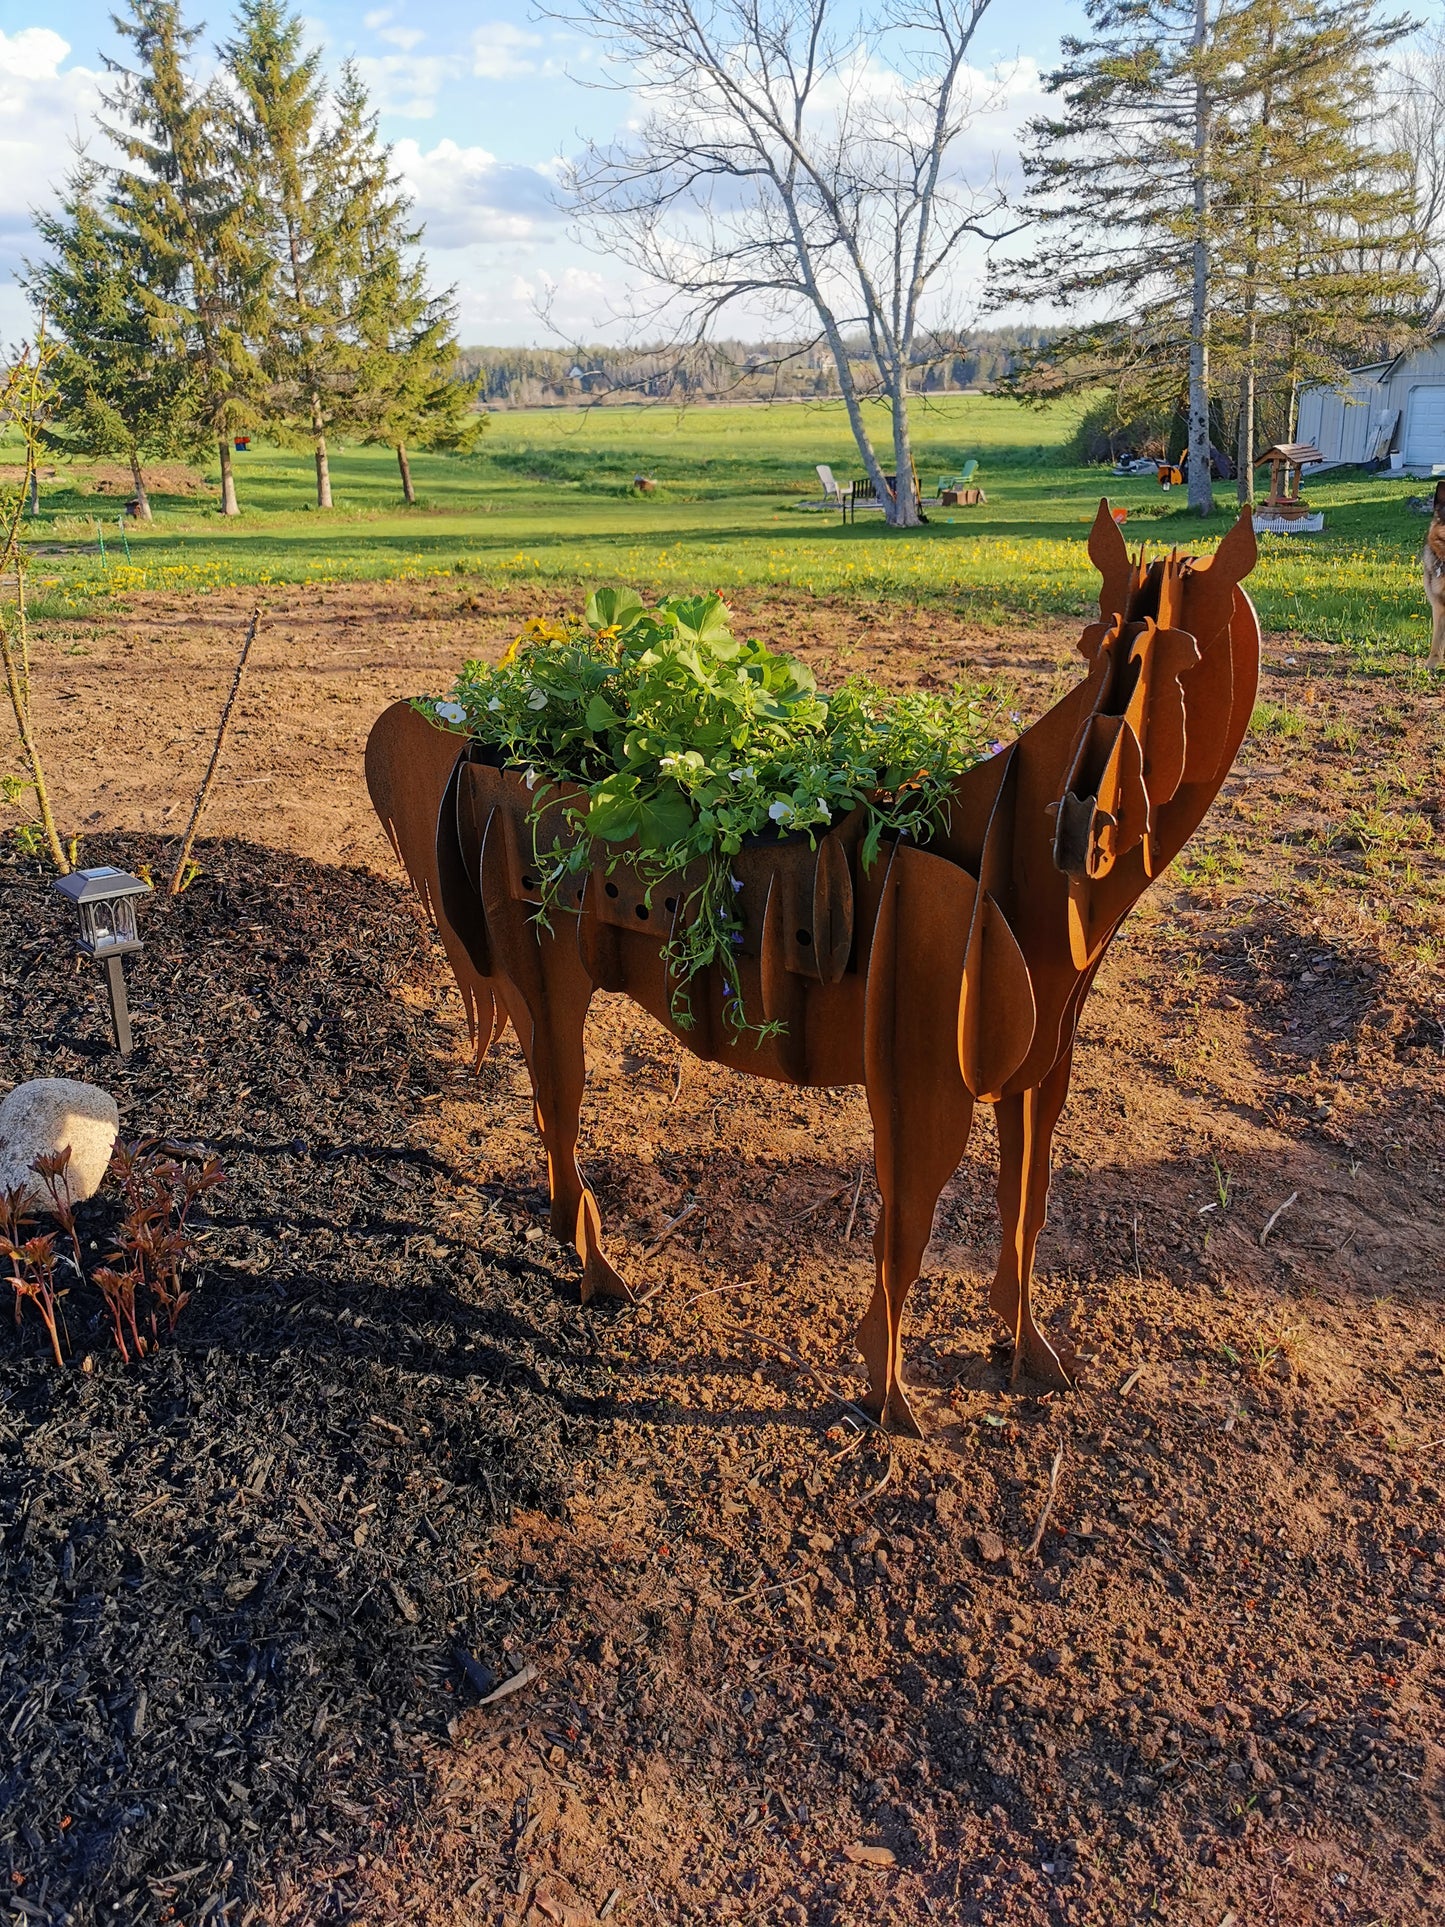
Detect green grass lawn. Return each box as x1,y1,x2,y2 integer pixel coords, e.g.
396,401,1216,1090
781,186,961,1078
9,394,1439,664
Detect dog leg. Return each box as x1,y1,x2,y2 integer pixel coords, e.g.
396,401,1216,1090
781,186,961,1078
1429,595,1445,671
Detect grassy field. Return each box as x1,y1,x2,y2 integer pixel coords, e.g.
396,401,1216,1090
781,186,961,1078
8,393,1440,663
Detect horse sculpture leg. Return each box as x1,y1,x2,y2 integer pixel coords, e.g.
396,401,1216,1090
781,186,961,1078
478,815,634,1306
860,845,980,1435
991,1046,1077,1389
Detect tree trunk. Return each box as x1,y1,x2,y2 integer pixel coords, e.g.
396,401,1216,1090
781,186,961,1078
312,393,332,510
217,438,239,517
129,450,153,523
397,443,415,506
1235,369,1256,508
888,370,922,529
1187,0,1214,519
27,470,39,517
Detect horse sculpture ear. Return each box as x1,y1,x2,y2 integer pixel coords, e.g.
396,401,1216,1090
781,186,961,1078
1197,506,1258,595
1088,497,1132,627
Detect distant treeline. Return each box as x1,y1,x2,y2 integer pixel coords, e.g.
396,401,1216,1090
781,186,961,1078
457,331,1053,407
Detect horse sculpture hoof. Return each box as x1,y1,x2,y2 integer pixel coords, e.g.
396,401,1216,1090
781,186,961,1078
1011,1327,1078,1392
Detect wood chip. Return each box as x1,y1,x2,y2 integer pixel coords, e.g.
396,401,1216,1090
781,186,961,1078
476,1663,539,1707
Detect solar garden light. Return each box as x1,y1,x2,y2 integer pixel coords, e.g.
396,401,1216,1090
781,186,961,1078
52,866,153,1055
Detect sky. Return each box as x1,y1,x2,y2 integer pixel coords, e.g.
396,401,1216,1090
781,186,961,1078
0,0,1081,348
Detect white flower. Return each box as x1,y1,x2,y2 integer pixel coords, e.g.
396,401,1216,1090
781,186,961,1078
435,700,467,725
487,696,502,712
526,688,548,710
524,767,538,790
768,799,791,823
729,766,755,783
815,798,828,815
659,753,683,775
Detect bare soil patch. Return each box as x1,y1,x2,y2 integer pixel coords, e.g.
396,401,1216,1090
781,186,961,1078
3,579,1443,1926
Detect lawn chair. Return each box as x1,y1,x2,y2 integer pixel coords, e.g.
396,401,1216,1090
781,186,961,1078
815,463,846,509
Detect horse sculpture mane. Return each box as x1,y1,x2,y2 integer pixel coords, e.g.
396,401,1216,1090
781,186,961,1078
367,502,1260,1433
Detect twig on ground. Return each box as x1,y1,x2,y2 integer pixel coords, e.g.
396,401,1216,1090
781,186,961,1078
1118,1366,1145,1399
642,1198,701,1257
1132,1213,1143,1279
843,1163,867,1242
169,603,263,894
794,1180,854,1223
668,1057,685,1105
1025,1447,1065,1558
1259,1191,1299,1247
715,1317,881,1435
722,1565,811,1608
681,1278,758,1308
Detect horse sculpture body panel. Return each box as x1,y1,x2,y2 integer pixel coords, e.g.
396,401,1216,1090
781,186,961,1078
366,503,1260,1433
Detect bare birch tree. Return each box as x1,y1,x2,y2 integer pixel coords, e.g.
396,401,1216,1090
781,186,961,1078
548,0,1008,527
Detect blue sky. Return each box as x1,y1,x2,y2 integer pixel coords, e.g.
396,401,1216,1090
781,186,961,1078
1,1,1081,345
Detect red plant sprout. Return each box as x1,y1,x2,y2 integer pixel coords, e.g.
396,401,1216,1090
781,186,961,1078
32,1147,85,1280
0,1187,36,1328
12,1234,66,1369
92,1266,141,1363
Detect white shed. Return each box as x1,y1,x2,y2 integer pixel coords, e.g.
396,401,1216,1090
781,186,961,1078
1296,338,1445,472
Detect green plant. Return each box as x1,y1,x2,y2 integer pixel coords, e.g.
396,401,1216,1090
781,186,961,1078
1250,700,1306,741
420,586,998,1032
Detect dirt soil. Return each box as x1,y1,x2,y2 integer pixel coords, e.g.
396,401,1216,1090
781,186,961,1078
3,578,1443,1927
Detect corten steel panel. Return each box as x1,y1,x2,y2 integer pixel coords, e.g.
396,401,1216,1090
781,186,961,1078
367,503,1261,1432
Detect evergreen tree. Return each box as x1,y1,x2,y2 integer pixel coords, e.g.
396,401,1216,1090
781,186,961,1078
335,66,483,501
225,0,344,508
355,257,483,504
25,160,199,520
996,0,1414,513
102,0,269,516
1211,1,1419,501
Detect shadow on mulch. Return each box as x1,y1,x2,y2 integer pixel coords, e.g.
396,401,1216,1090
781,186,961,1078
0,835,605,1924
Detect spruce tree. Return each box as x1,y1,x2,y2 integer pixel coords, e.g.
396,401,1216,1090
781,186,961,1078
1210,1,1419,501
355,256,483,504
224,0,344,508
333,65,483,501
25,161,199,520
102,0,269,516
996,0,1414,515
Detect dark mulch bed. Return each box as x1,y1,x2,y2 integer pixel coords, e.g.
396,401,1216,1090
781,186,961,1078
0,836,600,1924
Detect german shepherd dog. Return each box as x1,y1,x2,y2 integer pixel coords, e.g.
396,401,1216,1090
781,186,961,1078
1424,478,1445,669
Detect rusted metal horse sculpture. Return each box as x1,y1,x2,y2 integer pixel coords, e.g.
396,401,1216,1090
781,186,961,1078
367,504,1259,1433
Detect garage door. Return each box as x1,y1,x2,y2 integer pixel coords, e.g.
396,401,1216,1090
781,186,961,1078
1404,385,1445,465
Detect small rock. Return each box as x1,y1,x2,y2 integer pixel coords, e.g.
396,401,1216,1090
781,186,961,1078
843,1844,896,1868
975,1531,1007,1566
0,1078,119,1209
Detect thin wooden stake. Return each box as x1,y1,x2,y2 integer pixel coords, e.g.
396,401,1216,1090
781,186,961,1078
169,604,262,895
1025,1447,1065,1559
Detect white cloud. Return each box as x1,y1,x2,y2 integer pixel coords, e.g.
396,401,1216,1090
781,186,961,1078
471,23,543,82
362,8,392,27
379,25,425,52
0,29,110,339
394,136,560,247
352,52,452,119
